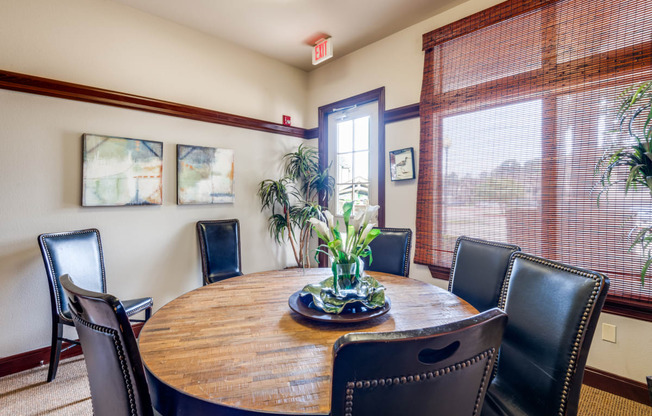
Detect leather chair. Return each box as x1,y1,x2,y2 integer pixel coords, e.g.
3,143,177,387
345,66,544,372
482,253,610,416
38,228,153,382
361,228,412,276
448,236,520,312
59,274,153,416
331,308,508,416
196,219,243,285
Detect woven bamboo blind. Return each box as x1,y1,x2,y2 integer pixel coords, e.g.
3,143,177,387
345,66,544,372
417,0,652,316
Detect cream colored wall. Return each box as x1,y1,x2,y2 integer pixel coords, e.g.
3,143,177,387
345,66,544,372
306,0,652,384
0,0,307,126
0,0,306,357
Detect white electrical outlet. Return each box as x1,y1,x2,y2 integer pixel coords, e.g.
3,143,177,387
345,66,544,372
602,323,616,343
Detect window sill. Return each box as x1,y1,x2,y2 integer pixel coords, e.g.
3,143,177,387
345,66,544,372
427,265,652,322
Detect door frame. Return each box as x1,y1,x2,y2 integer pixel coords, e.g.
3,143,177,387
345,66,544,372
317,87,386,227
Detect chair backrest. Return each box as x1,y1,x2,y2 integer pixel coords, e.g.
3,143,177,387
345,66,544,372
38,229,106,322
361,227,412,276
59,274,153,416
448,236,520,312
196,219,242,285
331,308,508,416
489,253,609,416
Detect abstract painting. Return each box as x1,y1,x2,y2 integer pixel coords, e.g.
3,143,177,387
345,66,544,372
177,144,235,204
82,134,163,206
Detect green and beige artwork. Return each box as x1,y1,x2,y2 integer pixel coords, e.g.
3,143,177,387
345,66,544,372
177,144,235,204
82,134,163,206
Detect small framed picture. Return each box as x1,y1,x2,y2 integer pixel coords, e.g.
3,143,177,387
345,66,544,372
389,147,415,181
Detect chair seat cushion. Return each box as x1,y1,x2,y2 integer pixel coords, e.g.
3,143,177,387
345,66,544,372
123,297,153,316
207,270,243,284
482,382,533,416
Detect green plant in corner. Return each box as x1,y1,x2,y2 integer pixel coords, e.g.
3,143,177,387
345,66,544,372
258,144,334,268
595,80,652,284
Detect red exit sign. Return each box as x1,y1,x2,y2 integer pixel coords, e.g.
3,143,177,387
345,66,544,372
312,37,333,65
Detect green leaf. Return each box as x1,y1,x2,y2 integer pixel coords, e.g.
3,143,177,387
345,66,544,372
342,201,353,226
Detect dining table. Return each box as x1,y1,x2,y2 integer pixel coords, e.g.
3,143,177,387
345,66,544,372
138,268,478,415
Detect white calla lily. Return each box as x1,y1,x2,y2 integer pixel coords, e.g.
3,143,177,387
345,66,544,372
309,217,332,240
324,210,335,229
350,206,365,232
309,202,381,266
363,205,380,228
359,223,374,242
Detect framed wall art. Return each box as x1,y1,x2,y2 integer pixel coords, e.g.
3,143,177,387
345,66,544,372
82,134,163,206
177,144,235,204
389,147,415,181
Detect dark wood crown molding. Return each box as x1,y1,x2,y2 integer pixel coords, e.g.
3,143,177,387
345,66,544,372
0,69,309,139
385,103,420,124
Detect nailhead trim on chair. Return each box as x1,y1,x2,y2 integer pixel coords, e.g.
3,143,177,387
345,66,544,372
497,252,603,416
72,314,138,416
448,236,520,292
41,229,106,323
342,348,495,416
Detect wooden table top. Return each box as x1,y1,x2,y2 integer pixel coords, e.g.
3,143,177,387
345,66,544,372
139,268,478,415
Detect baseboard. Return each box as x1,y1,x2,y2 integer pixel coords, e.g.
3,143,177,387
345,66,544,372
583,366,651,406
0,322,144,378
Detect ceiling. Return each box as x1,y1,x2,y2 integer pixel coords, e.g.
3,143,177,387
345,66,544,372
109,0,465,72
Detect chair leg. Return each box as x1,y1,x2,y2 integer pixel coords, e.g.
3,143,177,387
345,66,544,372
47,322,63,382
145,306,152,321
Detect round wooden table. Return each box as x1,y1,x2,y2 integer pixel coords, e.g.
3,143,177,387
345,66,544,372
139,268,478,415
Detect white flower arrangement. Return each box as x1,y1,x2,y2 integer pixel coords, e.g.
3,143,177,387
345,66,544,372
309,201,381,266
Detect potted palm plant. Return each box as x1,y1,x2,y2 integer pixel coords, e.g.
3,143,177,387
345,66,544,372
258,144,334,268
595,80,652,284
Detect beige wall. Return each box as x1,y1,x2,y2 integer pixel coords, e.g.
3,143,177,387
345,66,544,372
0,0,306,357
1,0,650,385
306,0,652,383
0,0,307,126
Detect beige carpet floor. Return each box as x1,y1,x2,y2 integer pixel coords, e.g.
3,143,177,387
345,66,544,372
0,356,650,415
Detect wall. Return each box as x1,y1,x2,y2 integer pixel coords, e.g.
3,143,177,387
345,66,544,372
306,0,652,383
0,0,307,357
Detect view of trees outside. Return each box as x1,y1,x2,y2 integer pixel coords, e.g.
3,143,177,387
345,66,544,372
336,116,370,215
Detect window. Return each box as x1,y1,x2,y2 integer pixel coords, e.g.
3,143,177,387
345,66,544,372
417,0,652,318
319,90,384,224
334,114,371,215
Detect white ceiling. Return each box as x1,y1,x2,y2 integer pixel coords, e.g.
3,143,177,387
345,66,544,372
109,0,465,72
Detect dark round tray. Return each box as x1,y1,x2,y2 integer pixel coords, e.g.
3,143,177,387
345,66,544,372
288,290,391,323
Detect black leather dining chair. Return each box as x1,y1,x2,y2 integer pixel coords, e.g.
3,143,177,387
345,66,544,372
196,219,243,285
482,253,610,416
361,227,412,277
448,236,520,312
331,308,508,416
38,228,153,382
59,274,154,416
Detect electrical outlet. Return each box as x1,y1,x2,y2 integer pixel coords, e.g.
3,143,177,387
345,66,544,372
602,323,616,343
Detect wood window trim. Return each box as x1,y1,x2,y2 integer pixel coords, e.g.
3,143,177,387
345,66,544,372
317,87,386,226
317,88,386,266
428,265,652,322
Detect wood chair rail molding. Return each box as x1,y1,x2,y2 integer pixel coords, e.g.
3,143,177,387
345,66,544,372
0,69,307,139
0,69,421,141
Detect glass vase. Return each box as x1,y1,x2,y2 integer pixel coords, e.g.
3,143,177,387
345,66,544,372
332,259,364,297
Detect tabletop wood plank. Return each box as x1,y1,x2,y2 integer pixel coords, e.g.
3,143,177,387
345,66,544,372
139,268,478,414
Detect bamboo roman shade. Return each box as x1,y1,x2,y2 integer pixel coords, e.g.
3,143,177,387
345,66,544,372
417,0,652,316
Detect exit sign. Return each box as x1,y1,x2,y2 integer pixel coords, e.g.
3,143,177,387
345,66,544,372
312,37,333,65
